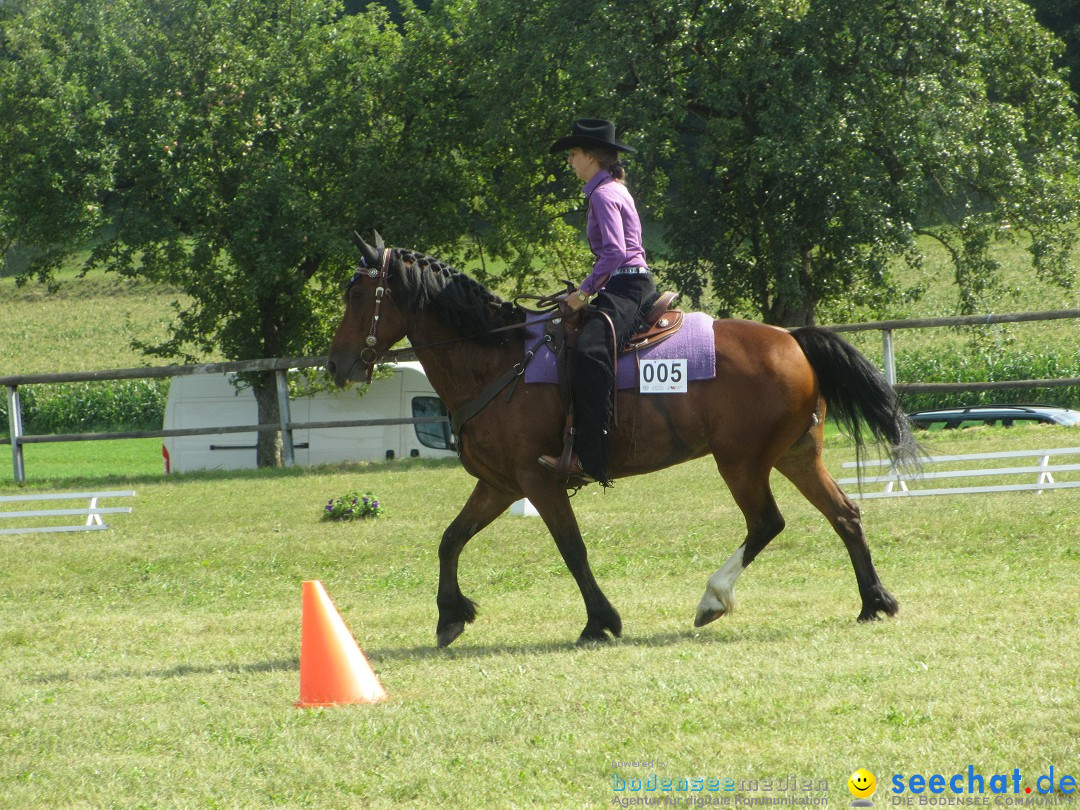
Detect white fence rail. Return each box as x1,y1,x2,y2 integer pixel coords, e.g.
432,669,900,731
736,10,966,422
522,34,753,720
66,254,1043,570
0,490,135,534
840,447,1080,499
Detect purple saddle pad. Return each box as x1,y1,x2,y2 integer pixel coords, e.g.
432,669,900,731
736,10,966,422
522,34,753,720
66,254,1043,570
523,311,716,389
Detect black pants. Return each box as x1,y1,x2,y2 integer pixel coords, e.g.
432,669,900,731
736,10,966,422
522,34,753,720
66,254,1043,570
572,274,658,485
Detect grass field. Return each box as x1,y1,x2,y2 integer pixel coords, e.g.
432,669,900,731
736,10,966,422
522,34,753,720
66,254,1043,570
1,427,1078,808
0,437,166,486
2,230,1078,808
825,235,1080,367
1,264,191,375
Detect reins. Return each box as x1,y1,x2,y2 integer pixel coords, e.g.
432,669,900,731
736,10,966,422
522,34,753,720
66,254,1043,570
369,313,557,363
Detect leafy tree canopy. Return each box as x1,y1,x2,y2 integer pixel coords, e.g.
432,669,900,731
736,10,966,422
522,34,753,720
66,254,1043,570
441,0,1079,324
1023,0,1080,101
0,0,472,463
2,0,1079,451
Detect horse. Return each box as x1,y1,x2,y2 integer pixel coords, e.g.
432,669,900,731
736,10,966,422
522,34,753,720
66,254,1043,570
327,233,919,648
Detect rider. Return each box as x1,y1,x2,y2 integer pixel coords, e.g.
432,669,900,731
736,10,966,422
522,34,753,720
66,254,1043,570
539,118,658,487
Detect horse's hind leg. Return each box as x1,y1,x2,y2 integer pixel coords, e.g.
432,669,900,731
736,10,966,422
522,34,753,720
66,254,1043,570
437,480,517,648
775,434,898,621
695,462,786,627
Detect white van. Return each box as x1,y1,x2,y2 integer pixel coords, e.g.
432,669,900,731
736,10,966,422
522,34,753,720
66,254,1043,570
161,362,455,473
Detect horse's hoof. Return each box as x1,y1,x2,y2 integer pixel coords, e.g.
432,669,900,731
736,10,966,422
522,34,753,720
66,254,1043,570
576,630,612,646
857,589,899,622
694,607,726,627
437,622,466,648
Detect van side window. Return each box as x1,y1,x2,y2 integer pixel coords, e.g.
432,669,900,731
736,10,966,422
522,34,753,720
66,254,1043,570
412,396,452,450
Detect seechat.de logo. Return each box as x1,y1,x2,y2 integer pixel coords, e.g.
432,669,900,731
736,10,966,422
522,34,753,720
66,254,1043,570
891,766,1077,801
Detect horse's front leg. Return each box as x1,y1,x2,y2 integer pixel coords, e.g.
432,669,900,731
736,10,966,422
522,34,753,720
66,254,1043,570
526,482,622,645
437,480,516,648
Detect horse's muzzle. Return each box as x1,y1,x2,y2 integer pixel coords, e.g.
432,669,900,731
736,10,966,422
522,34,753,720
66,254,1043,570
326,354,361,387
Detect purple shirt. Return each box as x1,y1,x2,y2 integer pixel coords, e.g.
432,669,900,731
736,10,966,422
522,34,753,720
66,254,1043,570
580,172,649,295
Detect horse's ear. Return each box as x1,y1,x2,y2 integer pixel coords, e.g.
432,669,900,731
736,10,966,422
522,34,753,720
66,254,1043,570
352,230,380,267
372,230,385,252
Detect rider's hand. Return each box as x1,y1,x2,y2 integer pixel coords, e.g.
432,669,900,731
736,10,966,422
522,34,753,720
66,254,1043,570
565,289,589,312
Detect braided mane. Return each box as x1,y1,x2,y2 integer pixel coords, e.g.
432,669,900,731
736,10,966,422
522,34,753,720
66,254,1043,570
389,248,527,345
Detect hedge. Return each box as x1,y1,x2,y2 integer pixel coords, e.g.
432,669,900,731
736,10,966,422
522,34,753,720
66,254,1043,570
0,379,169,437
894,348,1080,412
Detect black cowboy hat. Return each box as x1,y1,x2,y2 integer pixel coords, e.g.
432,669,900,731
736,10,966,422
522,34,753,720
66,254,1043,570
549,118,636,155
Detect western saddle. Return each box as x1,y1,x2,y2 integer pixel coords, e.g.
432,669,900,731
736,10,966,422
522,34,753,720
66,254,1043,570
542,289,683,484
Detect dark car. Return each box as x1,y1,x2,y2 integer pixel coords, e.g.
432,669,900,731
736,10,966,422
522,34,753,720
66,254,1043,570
907,405,1080,430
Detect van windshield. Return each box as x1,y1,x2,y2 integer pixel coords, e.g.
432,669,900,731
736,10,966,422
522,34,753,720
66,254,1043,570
412,396,452,449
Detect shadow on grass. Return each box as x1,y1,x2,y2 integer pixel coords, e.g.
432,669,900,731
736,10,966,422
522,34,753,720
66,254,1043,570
24,624,793,685
366,623,799,662
28,657,300,685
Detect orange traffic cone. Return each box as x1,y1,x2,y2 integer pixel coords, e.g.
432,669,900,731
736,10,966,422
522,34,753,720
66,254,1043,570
295,580,387,707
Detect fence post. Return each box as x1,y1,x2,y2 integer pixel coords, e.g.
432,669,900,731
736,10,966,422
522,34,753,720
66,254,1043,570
1036,453,1053,495
275,369,295,467
6,385,26,483
882,328,897,386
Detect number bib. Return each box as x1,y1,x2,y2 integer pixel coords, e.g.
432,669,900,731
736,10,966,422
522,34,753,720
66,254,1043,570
639,359,688,393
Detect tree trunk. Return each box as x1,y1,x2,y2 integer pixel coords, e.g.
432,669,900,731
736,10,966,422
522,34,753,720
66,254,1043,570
764,248,817,327
252,373,284,468
766,296,816,327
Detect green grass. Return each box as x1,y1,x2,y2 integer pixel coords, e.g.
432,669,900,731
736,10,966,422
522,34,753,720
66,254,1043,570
0,438,166,486
1,430,1077,807
0,263,191,376
830,232,1080,367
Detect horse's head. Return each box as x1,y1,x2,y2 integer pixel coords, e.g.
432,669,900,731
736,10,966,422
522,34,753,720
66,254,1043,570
326,231,411,386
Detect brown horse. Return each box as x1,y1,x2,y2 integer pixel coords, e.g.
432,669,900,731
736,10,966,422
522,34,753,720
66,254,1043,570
327,233,918,647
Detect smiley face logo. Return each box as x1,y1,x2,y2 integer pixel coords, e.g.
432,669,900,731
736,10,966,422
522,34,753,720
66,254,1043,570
848,769,877,800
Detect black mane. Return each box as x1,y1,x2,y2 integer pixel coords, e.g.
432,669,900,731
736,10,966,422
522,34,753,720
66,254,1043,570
388,248,527,345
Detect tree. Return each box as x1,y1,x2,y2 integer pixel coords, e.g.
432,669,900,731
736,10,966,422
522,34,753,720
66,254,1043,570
0,0,444,465
3,0,1078,436
390,0,600,292
443,0,1079,325
1023,0,1080,101
655,0,1080,323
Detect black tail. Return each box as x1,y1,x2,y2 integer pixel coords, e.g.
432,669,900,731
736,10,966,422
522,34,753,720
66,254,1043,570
790,326,919,468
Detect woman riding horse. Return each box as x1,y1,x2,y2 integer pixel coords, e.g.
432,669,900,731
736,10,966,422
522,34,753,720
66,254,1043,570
327,230,918,648
538,119,659,487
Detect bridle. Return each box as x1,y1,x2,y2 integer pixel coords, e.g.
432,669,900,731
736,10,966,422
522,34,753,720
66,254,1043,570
346,247,393,383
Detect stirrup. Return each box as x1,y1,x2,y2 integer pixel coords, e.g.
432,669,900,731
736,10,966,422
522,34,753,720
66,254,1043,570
538,455,596,485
